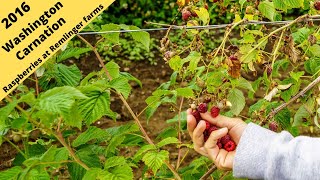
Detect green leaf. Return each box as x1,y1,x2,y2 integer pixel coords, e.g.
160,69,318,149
157,137,179,148
72,126,109,147
239,0,247,10
228,89,245,115
106,123,139,136
57,47,92,62
258,1,281,21
0,166,23,180
128,26,150,50
284,0,304,8
64,103,83,129
240,45,258,63
194,7,210,25
305,57,320,75
105,135,125,155
37,86,87,115
234,78,255,92
309,44,320,57
100,24,121,44
293,105,310,126
104,156,127,169
175,88,194,98
105,61,120,79
156,127,178,140
120,72,142,88
186,51,202,73
108,77,131,99
83,168,102,180
275,108,291,129
39,64,82,90
290,71,304,82
142,150,169,174
273,0,287,11
133,144,157,161
78,85,116,124
169,55,183,72
292,27,310,44
0,99,18,133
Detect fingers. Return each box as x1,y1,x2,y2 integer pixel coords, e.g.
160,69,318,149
200,112,242,129
187,109,197,137
192,120,208,156
204,127,234,170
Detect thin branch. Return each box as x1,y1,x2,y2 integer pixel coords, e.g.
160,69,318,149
34,73,39,97
77,35,182,180
3,136,26,158
271,29,285,68
263,75,320,125
55,132,89,170
176,97,184,170
200,165,217,180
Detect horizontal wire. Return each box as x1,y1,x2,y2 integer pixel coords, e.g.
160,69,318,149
78,16,320,35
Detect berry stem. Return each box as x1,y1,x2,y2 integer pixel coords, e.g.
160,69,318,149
176,97,184,170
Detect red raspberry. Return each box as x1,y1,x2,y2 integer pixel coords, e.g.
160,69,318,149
182,10,192,21
217,142,223,149
210,106,220,118
197,103,208,113
269,122,278,132
229,55,238,61
205,121,211,131
220,135,231,145
208,125,219,135
314,1,320,10
203,130,209,142
191,110,201,123
204,3,209,10
224,140,236,152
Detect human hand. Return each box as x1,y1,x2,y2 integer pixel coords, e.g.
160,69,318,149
187,108,247,170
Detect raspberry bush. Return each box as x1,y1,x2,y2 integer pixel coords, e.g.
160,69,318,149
0,0,320,179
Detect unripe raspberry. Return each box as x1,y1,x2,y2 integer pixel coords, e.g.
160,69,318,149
204,3,209,10
191,110,201,123
203,97,211,103
182,10,192,21
314,1,320,10
210,106,220,118
224,140,236,152
197,103,208,113
190,103,197,110
269,121,278,132
164,51,175,60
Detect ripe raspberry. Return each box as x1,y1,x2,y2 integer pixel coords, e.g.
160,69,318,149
314,1,320,10
217,142,223,149
203,130,209,142
220,135,231,145
229,55,238,61
197,103,208,113
191,110,201,123
208,125,219,135
224,140,236,152
210,106,220,118
182,10,192,21
204,135,209,142
269,122,278,132
205,121,211,130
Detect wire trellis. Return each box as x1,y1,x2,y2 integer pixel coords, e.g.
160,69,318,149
78,16,320,35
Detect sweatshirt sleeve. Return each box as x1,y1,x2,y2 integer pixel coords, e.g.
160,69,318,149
233,123,320,180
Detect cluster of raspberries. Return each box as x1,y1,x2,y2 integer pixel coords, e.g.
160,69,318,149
191,103,236,152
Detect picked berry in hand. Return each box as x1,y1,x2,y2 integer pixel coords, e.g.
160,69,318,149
191,110,201,122
224,140,236,152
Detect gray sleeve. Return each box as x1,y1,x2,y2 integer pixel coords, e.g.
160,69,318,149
233,123,320,180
